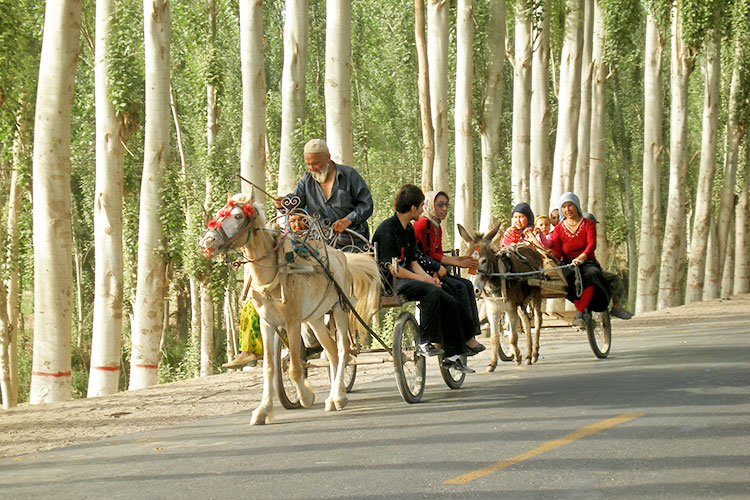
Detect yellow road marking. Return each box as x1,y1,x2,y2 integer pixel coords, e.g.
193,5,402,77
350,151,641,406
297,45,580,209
443,412,644,485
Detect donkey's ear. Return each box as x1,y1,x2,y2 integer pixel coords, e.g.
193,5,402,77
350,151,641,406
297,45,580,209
226,192,233,203
457,224,473,244
484,220,503,243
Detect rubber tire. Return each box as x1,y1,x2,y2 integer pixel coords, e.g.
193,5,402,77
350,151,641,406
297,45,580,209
392,312,426,404
276,335,307,410
440,354,467,389
585,309,611,358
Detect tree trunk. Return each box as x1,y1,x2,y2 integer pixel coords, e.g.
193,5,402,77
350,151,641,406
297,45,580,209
199,282,214,377
587,0,606,261
428,0,449,193
550,0,584,209
89,0,125,398
574,0,593,210
511,1,532,205
239,0,267,198
129,0,171,390
6,104,28,406
529,0,550,221
720,212,735,298
30,0,82,403
635,13,664,315
685,33,720,304
415,0,434,193
325,0,353,166
734,146,750,295
0,281,11,409
277,0,309,195
658,4,694,309
454,0,474,247
712,39,744,294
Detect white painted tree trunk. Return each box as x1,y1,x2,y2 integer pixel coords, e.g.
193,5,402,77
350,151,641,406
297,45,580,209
454,0,474,247
712,39,744,294
685,34,720,304
277,0,309,195
240,0,267,198
574,0,593,210
30,0,82,404
129,0,171,390
511,2,532,205
479,0,506,232
428,0,449,193
89,0,125,398
529,0,550,221
415,0,434,193
734,150,750,295
587,0,606,260
199,282,214,377
635,13,664,315
657,5,693,309
550,0,584,209
325,0,353,166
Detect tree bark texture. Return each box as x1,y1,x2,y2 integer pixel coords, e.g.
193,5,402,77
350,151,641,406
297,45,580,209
658,5,693,309
685,34,720,304
511,1,532,206
415,0,434,193
454,0,474,247
550,0,583,210
199,282,214,377
587,0,606,261
325,0,353,166
129,0,171,390
277,0,309,195
30,0,82,404
635,13,664,315
428,0,449,193
574,0,594,210
89,0,124,398
734,146,750,295
529,0,550,221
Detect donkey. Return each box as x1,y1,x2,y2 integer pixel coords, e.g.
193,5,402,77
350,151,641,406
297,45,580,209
458,223,545,370
199,193,381,424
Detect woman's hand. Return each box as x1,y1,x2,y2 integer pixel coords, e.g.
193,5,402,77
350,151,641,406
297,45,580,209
572,253,587,266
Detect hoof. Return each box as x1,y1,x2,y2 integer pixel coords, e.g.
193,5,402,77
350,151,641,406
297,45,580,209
325,398,335,412
486,363,497,373
250,408,272,425
334,397,347,411
300,391,315,408
532,354,539,363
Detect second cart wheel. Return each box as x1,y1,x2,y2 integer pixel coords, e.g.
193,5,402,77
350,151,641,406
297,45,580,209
276,334,307,409
392,312,426,404
585,309,611,358
440,354,467,389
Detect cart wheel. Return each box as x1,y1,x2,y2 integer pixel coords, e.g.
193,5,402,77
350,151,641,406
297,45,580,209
585,309,611,358
392,312,425,403
276,336,307,409
440,354,467,389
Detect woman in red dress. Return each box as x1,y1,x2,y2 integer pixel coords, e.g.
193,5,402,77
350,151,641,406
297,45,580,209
550,192,610,326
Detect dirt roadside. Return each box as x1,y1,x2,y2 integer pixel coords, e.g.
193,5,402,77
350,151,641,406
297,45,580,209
1,293,748,459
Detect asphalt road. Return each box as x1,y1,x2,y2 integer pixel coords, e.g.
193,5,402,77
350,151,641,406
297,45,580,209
2,314,749,499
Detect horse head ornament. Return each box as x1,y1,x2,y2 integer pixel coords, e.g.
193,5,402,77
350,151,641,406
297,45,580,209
199,195,259,259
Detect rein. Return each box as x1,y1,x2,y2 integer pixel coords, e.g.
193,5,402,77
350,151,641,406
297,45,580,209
478,262,583,297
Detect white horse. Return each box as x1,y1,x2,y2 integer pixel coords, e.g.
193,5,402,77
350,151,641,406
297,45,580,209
198,193,381,424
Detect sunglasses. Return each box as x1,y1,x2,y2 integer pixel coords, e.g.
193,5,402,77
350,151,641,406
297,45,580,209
435,202,450,208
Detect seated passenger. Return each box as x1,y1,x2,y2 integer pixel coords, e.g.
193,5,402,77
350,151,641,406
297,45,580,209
581,212,633,320
499,203,550,248
372,185,476,373
412,191,485,356
533,214,553,248
549,208,560,228
550,192,610,327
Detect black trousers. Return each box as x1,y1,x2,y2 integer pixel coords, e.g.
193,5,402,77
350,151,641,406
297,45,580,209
441,275,480,341
395,278,464,357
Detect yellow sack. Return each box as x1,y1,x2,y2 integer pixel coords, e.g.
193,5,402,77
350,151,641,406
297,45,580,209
239,300,263,355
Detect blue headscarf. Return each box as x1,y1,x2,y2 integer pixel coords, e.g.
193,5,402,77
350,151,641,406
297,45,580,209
511,203,535,229
558,192,582,219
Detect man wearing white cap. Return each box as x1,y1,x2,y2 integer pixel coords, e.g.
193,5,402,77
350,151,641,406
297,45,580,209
274,138,373,250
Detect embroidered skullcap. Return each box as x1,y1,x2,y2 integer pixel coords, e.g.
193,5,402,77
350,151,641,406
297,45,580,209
303,138,329,154
558,192,582,218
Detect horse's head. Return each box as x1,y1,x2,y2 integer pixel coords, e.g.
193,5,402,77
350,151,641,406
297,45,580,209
457,222,502,297
199,194,261,259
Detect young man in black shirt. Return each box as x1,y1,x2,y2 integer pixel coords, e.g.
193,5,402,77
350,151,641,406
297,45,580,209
371,184,475,373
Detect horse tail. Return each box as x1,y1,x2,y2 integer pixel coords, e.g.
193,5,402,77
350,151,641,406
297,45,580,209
344,252,382,338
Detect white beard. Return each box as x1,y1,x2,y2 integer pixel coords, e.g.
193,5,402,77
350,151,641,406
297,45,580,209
311,163,330,183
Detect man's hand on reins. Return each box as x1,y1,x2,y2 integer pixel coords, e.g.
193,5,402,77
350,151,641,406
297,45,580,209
332,217,352,233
